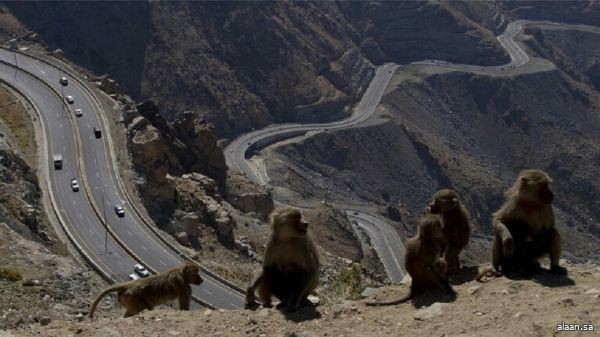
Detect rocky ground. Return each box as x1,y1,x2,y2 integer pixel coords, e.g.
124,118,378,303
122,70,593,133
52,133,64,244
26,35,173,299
6,262,600,337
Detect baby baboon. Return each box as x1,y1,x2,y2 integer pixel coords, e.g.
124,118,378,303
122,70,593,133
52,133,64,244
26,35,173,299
479,169,566,280
367,214,454,306
245,207,320,312
427,189,470,272
89,261,203,318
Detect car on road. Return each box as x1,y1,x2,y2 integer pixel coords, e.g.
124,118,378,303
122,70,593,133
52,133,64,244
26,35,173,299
230,149,233,153
352,211,359,216
70,178,80,192
59,76,68,86
75,108,83,117
114,205,125,217
128,274,140,281
134,264,150,278
66,95,74,104
93,127,102,138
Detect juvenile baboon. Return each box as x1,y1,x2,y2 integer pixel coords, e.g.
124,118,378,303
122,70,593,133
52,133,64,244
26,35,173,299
89,261,203,318
367,214,454,306
245,207,320,312
479,169,566,281
427,189,470,272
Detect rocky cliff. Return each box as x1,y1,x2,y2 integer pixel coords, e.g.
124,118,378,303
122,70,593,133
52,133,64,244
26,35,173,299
4,1,509,138
269,53,600,264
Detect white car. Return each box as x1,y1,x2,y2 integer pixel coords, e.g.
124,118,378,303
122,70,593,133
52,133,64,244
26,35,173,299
134,264,150,278
75,108,83,117
128,274,140,281
66,95,74,104
114,205,125,217
70,178,80,192
59,76,68,86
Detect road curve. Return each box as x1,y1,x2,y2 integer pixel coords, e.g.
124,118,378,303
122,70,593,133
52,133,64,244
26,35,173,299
0,49,245,309
224,20,600,283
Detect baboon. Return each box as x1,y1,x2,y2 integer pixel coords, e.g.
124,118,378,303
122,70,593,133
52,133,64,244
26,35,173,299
478,169,566,281
245,207,320,312
89,261,203,318
427,189,470,272
367,214,454,306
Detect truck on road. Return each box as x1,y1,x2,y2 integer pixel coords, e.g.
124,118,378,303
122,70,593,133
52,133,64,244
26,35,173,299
53,154,63,170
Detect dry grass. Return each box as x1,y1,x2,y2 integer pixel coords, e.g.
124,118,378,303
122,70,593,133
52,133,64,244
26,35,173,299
0,86,36,166
0,266,22,282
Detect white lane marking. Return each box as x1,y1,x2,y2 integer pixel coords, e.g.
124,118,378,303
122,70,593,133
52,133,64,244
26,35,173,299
96,172,100,178
202,289,213,295
116,260,123,266
59,123,62,128
72,199,77,205
141,245,147,251
62,146,66,152
78,213,83,220
158,260,167,267
94,158,97,165
126,230,133,237
39,69,45,75
89,229,93,235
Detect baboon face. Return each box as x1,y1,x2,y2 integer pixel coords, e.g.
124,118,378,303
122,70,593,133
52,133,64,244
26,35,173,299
183,264,204,285
272,208,308,239
516,170,554,204
428,189,459,214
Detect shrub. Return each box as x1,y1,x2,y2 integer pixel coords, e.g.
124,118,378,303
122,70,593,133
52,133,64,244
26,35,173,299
0,267,22,282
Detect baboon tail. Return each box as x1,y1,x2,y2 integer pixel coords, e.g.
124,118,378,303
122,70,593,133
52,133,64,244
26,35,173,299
88,284,127,319
365,292,412,306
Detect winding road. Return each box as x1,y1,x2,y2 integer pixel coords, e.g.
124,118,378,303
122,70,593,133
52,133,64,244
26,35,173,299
224,20,600,283
0,18,596,306
0,49,245,309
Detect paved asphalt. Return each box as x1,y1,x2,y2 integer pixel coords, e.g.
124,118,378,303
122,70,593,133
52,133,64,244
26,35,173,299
223,20,599,283
0,18,596,305
0,49,244,309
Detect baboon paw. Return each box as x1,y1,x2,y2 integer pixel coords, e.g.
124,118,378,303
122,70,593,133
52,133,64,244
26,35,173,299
549,265,568,275
502,237,515,256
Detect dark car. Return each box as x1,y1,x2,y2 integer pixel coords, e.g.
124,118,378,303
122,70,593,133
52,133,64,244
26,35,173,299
114,205,125,217
94,127,102,138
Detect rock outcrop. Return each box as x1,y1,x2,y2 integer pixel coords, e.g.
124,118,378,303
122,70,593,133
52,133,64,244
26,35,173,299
225,171,273,218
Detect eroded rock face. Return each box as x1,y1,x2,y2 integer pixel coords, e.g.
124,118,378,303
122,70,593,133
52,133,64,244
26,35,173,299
168,173,235,247
226,171,273,218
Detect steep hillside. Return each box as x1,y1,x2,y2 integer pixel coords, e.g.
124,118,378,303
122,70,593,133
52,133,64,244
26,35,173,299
269,66,600,263
4,1,507,137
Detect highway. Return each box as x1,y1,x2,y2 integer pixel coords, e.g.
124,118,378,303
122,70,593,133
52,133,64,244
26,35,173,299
0,49,245,309
224,20,600,283
0,18,596,305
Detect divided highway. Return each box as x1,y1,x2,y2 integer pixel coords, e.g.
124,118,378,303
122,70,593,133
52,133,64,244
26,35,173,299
0,49,245,309
0,18,596,304
224,20,600,283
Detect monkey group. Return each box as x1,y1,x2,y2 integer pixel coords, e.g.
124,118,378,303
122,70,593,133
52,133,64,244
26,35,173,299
89,169,566,317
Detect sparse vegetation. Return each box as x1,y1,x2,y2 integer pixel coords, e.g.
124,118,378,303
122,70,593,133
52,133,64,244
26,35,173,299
0,266,22,282
321,263,366,305
0,86,36,166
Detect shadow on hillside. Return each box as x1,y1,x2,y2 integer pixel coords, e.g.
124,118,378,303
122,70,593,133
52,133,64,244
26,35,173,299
448,266,480,285
411,288,457,308
532,272,575,287
503,269,575,287
281,305,322,322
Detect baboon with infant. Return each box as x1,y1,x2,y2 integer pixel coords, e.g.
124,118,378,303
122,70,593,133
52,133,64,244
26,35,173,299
478,169,567,281
89,261,203,318
367,214,454,306
427,189,470,273
245,207,320,312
